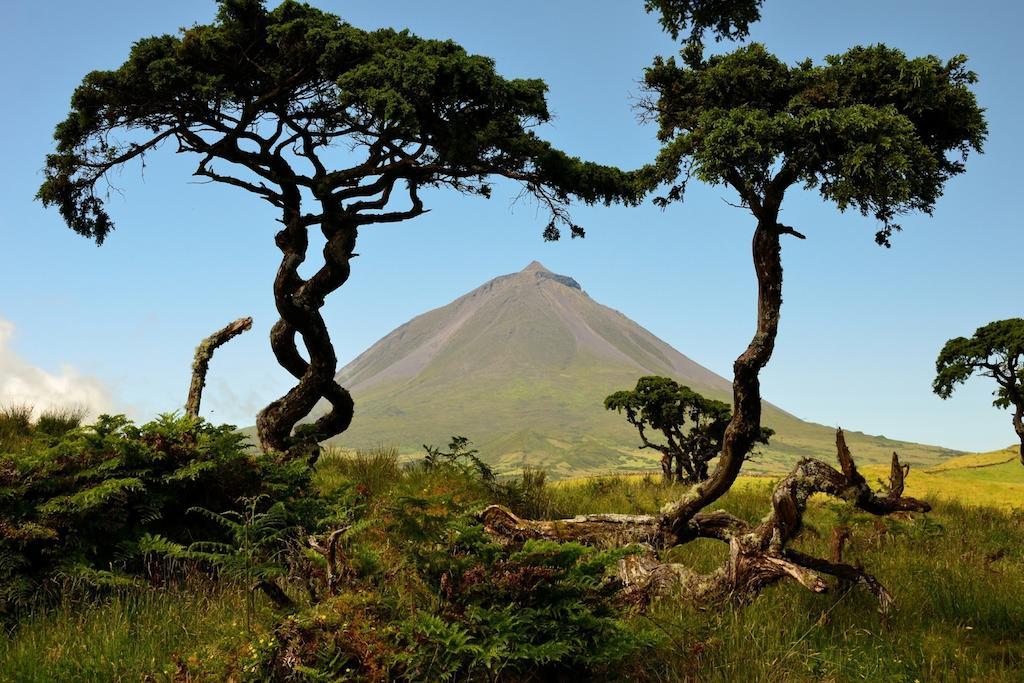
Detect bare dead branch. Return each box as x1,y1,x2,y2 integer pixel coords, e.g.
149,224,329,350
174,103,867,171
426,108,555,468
185,316,253,417
308,527,350,596
483,429,929,614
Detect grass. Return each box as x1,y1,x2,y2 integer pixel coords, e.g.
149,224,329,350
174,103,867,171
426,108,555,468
2,443,1022,681
0,581,273,682
562,469,1024,680
862,446,1024,512
0,404,86,452
502,467,1024,681
308,449,1024,681
556,445,1024,513
926,447,1021,472
0,404,35,452
637,498,1024,682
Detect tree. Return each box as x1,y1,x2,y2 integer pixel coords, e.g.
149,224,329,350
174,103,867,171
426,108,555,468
604,376,771,483
934,319,1024,466
485,7,985,609
38,0,638,458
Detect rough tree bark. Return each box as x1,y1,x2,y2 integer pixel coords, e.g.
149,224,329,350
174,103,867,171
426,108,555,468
185,316,253,418
482,430,929,611
657,207,791,540
254,201,360,462
1013,405,1024,467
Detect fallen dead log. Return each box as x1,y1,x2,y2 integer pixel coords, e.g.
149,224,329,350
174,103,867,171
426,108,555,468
481,429,929,613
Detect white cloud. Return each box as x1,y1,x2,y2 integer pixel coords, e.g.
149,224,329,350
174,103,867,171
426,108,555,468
0,317,114,419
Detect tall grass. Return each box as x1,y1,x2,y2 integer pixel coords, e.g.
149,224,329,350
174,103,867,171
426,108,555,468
34,406,87,437
543,477,1024,682
0,404,85,451
0,404,34,451
316,445,405,498
3,445,1022,681
0,582,269,682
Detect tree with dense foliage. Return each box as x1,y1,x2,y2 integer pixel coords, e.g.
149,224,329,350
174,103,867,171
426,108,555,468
38,0,638,458
485,4,986,609
934,319,1024,466
605,376,771,483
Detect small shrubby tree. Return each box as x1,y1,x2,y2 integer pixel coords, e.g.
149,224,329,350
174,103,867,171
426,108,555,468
38,0,638,458
934,319,1024,466
605,376,771,483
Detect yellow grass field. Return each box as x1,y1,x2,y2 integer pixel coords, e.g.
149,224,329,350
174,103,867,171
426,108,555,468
558,446,1024,511
862,446,1023,511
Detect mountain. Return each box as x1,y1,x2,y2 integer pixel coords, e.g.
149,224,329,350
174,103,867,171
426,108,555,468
317,262,958,477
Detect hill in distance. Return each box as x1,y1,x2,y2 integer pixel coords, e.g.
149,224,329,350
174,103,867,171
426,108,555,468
318,262,959,477
861,446,1023,510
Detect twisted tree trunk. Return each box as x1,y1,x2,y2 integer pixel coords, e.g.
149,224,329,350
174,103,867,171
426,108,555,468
255,204,355,461
659,216,786,540
185,316,253,418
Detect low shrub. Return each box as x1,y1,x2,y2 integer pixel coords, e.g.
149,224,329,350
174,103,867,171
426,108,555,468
237,447,660,682
0,413,311,616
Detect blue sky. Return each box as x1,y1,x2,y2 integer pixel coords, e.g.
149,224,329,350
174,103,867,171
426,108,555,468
1,0,1020,452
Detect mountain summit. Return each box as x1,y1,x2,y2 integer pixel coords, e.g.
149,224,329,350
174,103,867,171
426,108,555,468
320,264,955,476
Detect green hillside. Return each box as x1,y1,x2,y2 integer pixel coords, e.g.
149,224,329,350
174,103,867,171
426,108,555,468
317,263,958,477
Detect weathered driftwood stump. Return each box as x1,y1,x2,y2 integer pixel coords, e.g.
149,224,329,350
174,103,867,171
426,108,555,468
481,429,929,613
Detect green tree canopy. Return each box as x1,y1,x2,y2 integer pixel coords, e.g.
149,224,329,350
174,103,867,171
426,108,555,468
605,376,770,482
934,319,1024,464
38,0,640,456
645,42,987,246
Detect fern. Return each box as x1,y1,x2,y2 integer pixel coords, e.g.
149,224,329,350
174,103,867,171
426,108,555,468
0,413,312,617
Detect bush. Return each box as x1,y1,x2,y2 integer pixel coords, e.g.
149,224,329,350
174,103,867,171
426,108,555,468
395,529,659,682
249,466,659,682
0,413,310,615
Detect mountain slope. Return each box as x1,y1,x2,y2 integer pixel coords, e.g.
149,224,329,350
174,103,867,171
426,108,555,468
319,262,958,477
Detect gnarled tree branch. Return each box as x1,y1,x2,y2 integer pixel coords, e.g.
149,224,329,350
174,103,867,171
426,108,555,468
185,316,253,418
483,429,930,613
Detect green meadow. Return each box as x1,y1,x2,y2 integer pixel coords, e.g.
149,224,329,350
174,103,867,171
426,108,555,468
4,443,1021,682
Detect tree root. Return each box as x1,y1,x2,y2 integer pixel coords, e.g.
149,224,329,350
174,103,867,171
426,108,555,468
481,429,929,613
